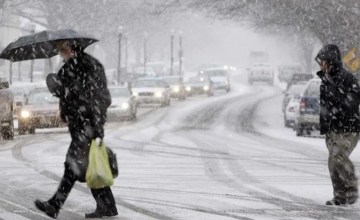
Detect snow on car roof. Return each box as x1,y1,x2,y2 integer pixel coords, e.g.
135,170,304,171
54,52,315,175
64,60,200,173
109,86,128,89
137,77,163,81
161,76,182,79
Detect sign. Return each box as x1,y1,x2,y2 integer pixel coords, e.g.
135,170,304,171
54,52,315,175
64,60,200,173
343,47,360,72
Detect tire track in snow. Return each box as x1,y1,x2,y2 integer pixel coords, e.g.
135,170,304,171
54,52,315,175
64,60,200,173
225,86,360,220
175,84,359,219
10,138,177,220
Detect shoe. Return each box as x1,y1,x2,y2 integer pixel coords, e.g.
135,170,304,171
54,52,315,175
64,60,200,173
34,200,59,219
85,207,118,218
346,196,358,205
325,198,346,206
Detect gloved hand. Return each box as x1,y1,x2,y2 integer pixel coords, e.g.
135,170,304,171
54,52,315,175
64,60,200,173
93,125,104,140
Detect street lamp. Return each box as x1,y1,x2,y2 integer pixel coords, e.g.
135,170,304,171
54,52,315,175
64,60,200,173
178,31,183,76
144,32,149,75
9,61,12,85
29,25,35,82
170,29,175,76
117,25,123,85
125,34,128,81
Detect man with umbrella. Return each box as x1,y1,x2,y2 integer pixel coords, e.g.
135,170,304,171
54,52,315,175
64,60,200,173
0,30,118,218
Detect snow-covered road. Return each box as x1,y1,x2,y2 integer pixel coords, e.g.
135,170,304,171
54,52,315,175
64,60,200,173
1,72,360,220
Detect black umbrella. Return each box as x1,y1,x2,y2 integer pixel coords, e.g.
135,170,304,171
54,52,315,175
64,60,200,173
0,29,98,62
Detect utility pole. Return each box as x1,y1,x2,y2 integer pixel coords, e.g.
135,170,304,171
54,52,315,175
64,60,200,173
9,61,12,85
179,31,183,76
170,29,175,76
117,26,123,85
29,26,35,82
144,32,149,75
125,34,128,81
18,62,21,81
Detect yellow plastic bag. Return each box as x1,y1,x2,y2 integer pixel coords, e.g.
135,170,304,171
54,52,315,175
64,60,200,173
86,140,114,189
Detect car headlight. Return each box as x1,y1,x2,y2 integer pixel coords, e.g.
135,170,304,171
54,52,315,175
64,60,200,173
186,86,191,91
203,86,210,91
173,86,180,93
133,92,139,97
225,80,228,85
122,102,130,110
21,110,30,118
155,92,163,97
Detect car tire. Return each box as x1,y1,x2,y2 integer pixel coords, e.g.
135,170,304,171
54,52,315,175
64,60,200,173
284,119,291,128
226,88,231,93
1,123,14,140
18,127,26,135
167,98,171,106
295,126,304,136
29,127,36,135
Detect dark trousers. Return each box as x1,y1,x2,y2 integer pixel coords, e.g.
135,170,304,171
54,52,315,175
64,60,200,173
48,162,116,211
326,132,359,203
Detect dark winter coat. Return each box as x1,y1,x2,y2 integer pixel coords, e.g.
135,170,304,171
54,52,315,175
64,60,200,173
55,52,111,180
316,45,360,135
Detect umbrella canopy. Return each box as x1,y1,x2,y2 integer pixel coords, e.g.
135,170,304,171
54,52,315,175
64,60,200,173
0,29,98,62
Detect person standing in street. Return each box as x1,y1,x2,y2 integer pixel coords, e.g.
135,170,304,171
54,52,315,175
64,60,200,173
316,44,360,206
34,40,118,218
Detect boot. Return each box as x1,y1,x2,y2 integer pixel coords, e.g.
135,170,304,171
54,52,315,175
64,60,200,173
34,200,59,219
325,197,346,206
85,207,118,218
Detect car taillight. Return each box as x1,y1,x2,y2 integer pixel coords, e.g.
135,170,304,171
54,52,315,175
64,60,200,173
289,107,295,112
300,98,306,112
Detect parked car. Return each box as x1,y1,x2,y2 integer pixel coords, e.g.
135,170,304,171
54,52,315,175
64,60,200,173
278,64,303,82
131,78,171,107
185,76,214,97
108,86,137,121
10,87,27,117
285,73,314,91
201,68,230,92
294,78,321,136
0,87,14,140
282,83,307,113
248,63,274,85
161,76,187,100
284,95,302,128
0,78,9,89
18,88,63,135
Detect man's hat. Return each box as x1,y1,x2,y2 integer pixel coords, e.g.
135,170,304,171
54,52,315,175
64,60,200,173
315,44,342,65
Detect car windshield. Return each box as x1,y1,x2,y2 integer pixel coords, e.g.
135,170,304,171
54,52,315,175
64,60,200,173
305,81,321,97
11,89,25,97
288,85,306,95
205,70,227,77
27,91,59,105
252,63,270,67
163,78,181,85
133,80,165,88
189,77,209,83
109,88,129,98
